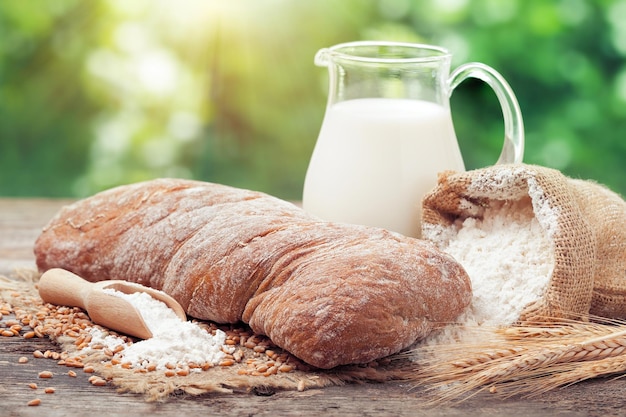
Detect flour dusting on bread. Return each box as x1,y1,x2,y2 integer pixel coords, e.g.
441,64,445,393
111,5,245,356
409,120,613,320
34,179,471,369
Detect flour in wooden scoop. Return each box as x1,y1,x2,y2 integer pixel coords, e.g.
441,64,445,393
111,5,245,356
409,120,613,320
82,290,227,370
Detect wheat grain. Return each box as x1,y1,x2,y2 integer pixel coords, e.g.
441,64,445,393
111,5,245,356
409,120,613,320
482,355,626,398
410,319,626,403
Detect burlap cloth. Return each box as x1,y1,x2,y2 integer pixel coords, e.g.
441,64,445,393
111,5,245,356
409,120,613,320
0,269,411,401
421,163,626,321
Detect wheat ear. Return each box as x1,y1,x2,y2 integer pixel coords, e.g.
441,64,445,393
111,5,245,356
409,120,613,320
410,318,626,403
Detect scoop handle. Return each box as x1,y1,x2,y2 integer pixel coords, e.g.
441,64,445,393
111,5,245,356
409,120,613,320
38,268,93,310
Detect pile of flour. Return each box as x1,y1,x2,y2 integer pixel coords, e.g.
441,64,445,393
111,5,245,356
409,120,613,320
82,290,227,370
427,197,555,344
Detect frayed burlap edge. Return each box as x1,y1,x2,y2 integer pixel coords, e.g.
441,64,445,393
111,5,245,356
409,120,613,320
0,268,412,402
78,346,410,401
53,333,410,401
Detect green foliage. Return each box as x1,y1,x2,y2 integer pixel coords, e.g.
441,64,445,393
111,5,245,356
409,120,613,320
1,0,626,199
0,1,102,196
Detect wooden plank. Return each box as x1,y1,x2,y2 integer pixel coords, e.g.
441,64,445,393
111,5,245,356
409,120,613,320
0,198,72,273
0,198,623,416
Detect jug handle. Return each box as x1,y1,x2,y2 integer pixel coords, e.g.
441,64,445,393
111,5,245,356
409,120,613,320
448,63,524,164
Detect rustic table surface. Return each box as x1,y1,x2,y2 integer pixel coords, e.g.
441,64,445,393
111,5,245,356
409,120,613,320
1,198,624,417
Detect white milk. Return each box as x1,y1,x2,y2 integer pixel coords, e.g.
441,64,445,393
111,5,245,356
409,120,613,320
303,98,465,237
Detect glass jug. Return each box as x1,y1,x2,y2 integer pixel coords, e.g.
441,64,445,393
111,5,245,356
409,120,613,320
302,41,524,238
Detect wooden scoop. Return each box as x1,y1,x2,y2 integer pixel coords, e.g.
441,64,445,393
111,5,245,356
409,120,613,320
38,268,187,339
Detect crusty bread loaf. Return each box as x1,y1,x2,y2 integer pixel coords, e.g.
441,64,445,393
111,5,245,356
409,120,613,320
34,178,471,368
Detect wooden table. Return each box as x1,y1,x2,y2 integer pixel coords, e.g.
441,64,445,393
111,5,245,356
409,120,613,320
1,198,624,417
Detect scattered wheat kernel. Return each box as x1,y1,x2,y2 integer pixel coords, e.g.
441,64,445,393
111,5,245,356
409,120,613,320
90,378,107,387
83,366,95,373
38,371,53,379
23,331,36,339
264,366,278,377
278,364,293,373
68,360,84,368
1,330,14,337
297,380,306,392
28,383,38,390
489,386,498,394
44,387,55,394
68,370,77,378
27,398,41,407
164,370,176,377
18,356,28,364
219,359,235,367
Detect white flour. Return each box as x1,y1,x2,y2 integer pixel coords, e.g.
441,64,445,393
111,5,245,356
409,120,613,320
427,197,555,344
82,290,227,370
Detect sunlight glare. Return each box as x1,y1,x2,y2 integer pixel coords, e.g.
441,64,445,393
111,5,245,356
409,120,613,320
135,50,179,96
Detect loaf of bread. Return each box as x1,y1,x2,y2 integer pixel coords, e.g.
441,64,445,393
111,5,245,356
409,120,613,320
34,179,471,369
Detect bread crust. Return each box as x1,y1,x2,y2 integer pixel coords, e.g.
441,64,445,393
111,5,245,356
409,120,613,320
34,179,471,368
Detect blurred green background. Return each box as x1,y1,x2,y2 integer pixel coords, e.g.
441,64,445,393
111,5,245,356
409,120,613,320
1,0,625,200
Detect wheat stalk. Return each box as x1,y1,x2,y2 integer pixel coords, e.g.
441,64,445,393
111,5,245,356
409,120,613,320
409,317,626,404
491,355,626,398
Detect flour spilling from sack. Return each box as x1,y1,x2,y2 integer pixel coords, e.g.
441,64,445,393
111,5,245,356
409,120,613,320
81,290,228,370
425,196,555,345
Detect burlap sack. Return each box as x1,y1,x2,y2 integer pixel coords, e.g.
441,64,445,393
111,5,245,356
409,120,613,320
421,163,626,321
